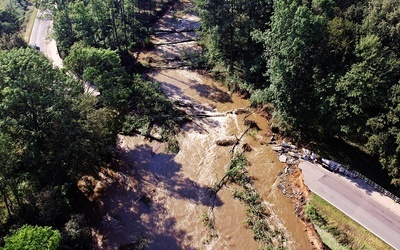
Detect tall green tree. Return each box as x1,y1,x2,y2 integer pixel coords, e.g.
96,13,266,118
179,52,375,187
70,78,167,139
0,9,25,51
0,48,117,226
195,0,272,83
362,0,400,54
357,0,400,186
331,35,398,136
0,10,20,35
53,0,150,53
260,0,327,133
63,43,132,111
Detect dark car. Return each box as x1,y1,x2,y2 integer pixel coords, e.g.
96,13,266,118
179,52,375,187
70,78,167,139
29,43,40,50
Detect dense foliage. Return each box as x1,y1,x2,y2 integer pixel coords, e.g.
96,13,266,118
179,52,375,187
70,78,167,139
194,0,273,86
2,225,61,250
2,0,399,246
50,0,173,55
196,0,400,189
64,42,132,110
0,48,118,247
1,1,179,247
0,6,26,50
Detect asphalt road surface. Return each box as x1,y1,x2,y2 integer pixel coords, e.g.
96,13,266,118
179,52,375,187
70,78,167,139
29,10,100,94
299,161,400,249
29,10,63,68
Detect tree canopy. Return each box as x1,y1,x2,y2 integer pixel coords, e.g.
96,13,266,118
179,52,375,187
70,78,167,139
2,225,61,250
0,48,118,245
195,0,400,189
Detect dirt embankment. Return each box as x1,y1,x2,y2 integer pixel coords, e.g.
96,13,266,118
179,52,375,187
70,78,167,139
278,162,325,249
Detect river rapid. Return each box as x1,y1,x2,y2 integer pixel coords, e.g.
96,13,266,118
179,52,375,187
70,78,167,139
93,1,314,249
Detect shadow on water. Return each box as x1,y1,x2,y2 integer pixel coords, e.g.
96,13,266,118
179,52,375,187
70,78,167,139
96,143,222,249
189,79,232,103
181,117,221,135
128,144,222,206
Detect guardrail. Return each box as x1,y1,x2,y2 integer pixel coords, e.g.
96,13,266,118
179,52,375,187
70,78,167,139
354,171,400,204
273,143,400,204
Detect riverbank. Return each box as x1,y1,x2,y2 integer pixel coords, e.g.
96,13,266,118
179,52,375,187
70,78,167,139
89,0,323,248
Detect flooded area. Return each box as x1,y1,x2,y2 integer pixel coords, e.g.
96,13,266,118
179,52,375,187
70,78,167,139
92,0,316,249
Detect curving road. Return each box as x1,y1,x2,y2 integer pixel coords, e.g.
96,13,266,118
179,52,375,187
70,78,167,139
29,10,100,95
299,161,400,249
29,10,63,68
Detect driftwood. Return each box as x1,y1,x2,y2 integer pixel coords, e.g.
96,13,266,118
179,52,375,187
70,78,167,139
233,108,250,115
244,120,260,130
153,65,190,70
154,28,199,33
242,143,252,152
153,39,197,46
216,138,237,146
231,127,251,153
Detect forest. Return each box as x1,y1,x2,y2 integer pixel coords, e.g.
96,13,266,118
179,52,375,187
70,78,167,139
0,0,399,248
195,0,400,187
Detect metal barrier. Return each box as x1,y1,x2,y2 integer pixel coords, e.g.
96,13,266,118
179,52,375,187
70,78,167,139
354,171,400,204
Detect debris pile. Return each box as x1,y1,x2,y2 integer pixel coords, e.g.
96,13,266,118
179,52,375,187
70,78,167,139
275,157,325,249
271,141,360,180
271,141,300,165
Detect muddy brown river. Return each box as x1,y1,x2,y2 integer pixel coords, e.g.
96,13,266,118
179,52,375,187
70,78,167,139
92,1,314,249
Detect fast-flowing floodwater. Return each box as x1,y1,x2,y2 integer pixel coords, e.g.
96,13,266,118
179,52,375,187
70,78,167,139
93,1,314,249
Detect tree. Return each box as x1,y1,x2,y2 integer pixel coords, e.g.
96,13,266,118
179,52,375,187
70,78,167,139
362,0,400,54
52,0,151,53
0,10,20,35
260,0,327,133
2,225,61,250
52,8,76,56
63,43,132,111
0,48,118,228
195,0,272,83
331,35,398,136
0,9,25,51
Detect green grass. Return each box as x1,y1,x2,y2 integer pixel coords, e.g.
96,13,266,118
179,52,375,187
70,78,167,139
23,5,37,42
307,194,392,250
314,225,349,250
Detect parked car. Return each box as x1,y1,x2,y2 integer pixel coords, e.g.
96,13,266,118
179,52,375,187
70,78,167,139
29,43,40,50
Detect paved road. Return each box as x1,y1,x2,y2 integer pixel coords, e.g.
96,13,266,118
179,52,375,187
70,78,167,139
29,10,63,68
299,161,400,249
29,10,100,95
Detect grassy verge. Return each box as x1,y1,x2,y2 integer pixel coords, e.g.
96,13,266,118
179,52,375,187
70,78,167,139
306,194,392,250
23,6,37,42
314,225,348,250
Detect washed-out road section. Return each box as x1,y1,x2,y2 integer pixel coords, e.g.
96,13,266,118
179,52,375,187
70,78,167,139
299,161,400,249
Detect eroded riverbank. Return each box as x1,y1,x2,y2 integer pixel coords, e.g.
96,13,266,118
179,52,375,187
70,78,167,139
91,0,321,249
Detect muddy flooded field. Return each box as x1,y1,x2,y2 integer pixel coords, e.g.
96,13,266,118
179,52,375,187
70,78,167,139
91,0,317,249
